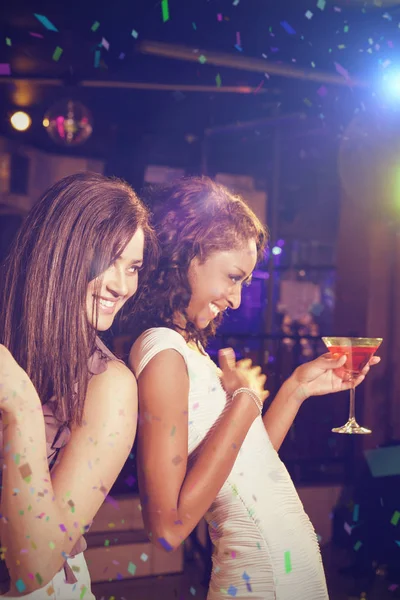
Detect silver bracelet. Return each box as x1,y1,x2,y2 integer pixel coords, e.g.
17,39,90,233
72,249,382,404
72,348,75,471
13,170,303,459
232,387,263,414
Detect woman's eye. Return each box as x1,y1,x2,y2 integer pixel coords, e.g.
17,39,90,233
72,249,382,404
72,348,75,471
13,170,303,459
128,266,138,274
229,275,241,284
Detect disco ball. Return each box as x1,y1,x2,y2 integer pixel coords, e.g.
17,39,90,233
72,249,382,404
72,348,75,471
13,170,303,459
43,99,93,146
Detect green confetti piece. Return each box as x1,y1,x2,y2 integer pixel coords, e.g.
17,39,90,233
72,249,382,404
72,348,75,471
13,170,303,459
284,550,292,573
91,21,100,32
198,55,207,64
317,0,326,9
131,29,139,39
14,453,20,465
127,561,136,575
161,0,170,22
52,46,63,62
80,586,87,599
192,22,197,30
354,540,362,551
35,573,42,586
6,38,11,46
344,25,349,32
49,541,55,549
216,73,222,87
170,426,176,436
390,510,400,526
104,539,110,546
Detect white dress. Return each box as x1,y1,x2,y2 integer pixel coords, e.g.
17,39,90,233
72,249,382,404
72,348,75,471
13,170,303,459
131,327,329,600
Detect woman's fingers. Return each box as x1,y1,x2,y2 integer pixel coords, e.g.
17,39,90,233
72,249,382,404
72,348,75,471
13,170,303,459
237,358,253,369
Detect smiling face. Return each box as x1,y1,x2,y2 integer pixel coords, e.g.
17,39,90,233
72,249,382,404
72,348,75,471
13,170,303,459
86,227,145,331
185,239,258,329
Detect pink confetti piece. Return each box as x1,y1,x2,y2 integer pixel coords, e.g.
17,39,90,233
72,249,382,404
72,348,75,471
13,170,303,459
101,38,109,51
217,13,223,21
236,32,241,47
344,522,352,535
59,524,67,532
317,85,327,96
0,64,11,76
104,495,119,509
29,32,44,38
334,62,350,82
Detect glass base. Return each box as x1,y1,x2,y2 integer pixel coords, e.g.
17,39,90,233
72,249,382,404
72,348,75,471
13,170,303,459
332,418,372,435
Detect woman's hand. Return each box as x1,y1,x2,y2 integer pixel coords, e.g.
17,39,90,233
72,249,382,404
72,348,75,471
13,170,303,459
218,348,270,402
0,345,40,415
291,352,381,402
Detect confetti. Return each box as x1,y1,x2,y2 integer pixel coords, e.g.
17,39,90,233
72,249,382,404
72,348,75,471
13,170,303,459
172,455,183,466
227,585,237,597
80,586,87,599
217,14,223,21
46,586,54,595
305,10,313,19
390,510,400,526
161,0,170,23
353,504,359,523
284,550,292,573
140,553,148,561
233,0,240,5
59,524,67,532
35,573,43,586
198,55,207,64
317,85,327,96
344,522,353,535
6,38,11,46
19,463,32,481
29,32,44,38
94,50,101,68
317,0,326,10
0,63,11,76
52,46,63,62
334,62,350,81
158,537,173,552
354,540,362,551
101,38,109,51
131,29,139,39
127,562,136,575
281,21,296,35
91,21,100,32
34,14,58,32
190,588,196,596
15,579,26,593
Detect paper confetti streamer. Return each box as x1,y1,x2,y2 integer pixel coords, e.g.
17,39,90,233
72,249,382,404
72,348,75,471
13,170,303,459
34,14,58,32
281,21,296,35
161,0,170,23
52,47,63,62
284,550,292,573
158,537,173,551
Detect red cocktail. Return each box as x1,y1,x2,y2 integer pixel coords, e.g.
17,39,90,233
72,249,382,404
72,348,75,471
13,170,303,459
322,337,382,434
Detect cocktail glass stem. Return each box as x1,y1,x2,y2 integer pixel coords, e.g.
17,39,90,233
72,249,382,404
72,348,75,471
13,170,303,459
349,384,356,423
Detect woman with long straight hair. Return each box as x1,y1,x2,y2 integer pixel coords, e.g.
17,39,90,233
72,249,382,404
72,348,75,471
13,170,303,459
129,176,380,600
0,172,158,599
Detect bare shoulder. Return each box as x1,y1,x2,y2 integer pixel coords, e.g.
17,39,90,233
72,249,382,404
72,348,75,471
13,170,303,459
84,359,138,420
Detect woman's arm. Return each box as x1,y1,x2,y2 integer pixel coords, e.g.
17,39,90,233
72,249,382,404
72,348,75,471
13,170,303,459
0,347,137,592
133,348,260,553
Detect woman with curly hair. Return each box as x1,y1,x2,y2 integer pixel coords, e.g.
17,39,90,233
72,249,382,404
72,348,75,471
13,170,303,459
129,176,379,600
0,172,157,599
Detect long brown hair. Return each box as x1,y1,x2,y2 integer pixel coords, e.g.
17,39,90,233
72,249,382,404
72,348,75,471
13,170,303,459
0,172,158,425
132,176,268,346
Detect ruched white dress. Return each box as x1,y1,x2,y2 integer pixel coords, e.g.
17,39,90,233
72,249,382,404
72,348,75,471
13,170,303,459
131,327,329,600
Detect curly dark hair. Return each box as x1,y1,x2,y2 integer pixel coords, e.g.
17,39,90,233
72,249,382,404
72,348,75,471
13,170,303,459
130,176,268,347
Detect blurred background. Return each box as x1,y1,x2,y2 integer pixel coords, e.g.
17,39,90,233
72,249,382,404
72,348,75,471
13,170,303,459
1,0,400,598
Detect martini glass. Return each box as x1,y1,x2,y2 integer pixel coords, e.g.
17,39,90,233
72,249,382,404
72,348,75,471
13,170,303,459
322,337,383,434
